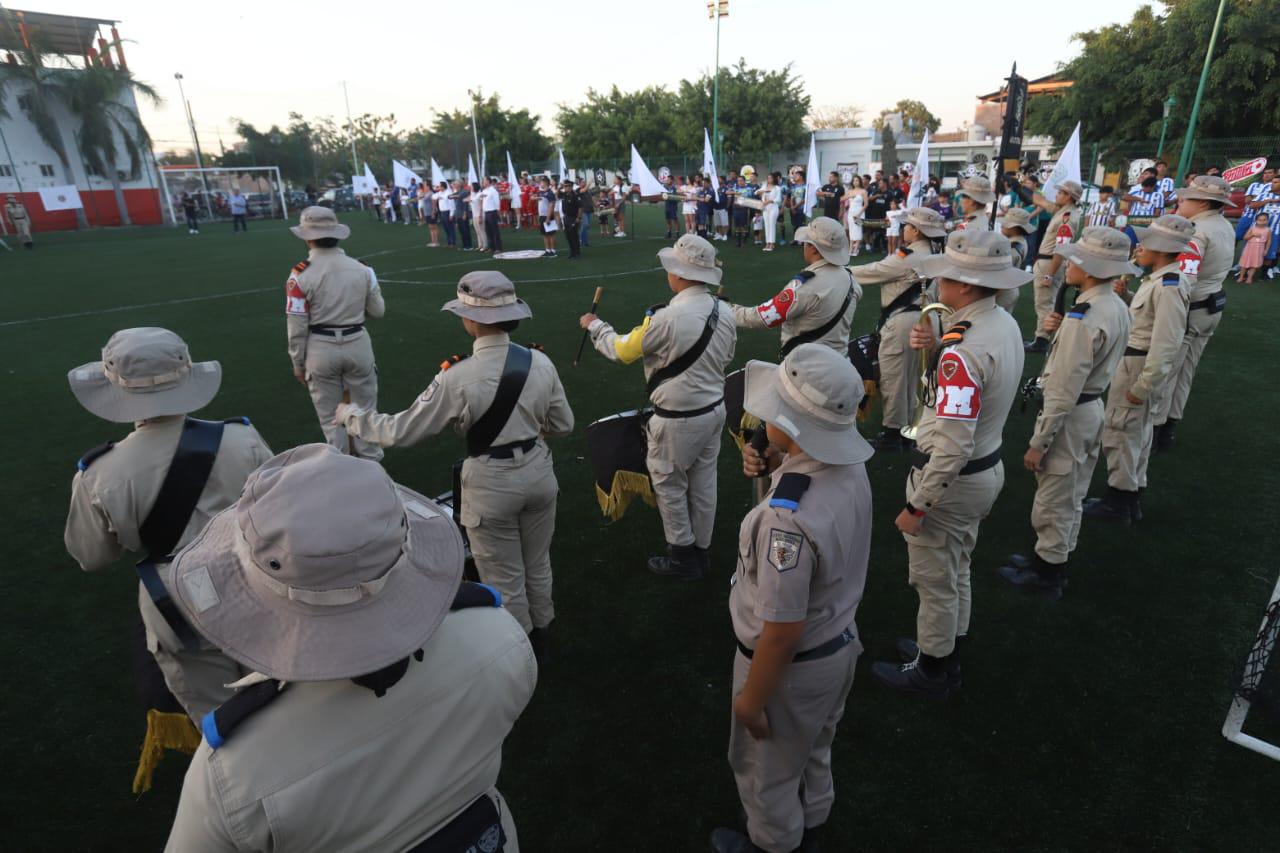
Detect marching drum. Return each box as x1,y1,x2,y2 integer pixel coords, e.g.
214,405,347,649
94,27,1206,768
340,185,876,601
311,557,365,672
584,409,655,520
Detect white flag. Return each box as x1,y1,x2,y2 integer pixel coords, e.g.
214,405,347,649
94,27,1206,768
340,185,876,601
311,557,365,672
430,158,447,188
38,185,83,211
1041,122,1082,203
507,151,520,203
629,144,666,197
558,147,569,181
392,160,423,189
353,162,376,194
907,130,931,209
703,128,720,192
466,154,478,187
803,134,820,218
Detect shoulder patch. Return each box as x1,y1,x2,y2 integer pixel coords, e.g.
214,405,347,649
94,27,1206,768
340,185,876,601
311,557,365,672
222,416,251,426
1162,272,1181,286
940,320,972,347
1177,240,1202,276
201,678,286,750
292,260,310,274
897,247,913,257
768,472,811,511
77,441,115,472
936,350,981,421
794,270,816,283
645,302,668,316
767,529,804,573
1066,303,1092,320
439,354,469,372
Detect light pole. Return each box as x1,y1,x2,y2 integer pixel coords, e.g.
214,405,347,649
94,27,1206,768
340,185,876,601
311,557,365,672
1157,95,1176,158
342,81,359,174
174,72,212,216
708,1,728,170
1175,0,1227,183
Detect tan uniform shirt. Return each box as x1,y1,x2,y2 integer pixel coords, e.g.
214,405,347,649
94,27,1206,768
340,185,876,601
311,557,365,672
851,240,929,310
1029,285,1131,451
1182,209,1235,301
909,297,1024,511
730,452,872,650
1126,262,1190,403
1038,205,1081,264
731,261,860,354
341,333,574,448
5,201,29,224
955,209,989,232
285,247,385,370
589,284,737,411
165,607,537,853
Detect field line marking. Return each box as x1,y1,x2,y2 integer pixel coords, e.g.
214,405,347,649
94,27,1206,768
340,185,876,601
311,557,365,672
379,265,663,287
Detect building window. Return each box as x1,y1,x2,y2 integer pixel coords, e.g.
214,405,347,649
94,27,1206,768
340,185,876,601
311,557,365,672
0,165,11,177
39,164,55,177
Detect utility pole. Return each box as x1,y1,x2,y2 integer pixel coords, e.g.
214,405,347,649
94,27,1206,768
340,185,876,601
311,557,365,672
174,72,212,217
708,1,728,170
342,81,359,173
1157,95,1176,158
1175,0,1227,183
469,89,482,177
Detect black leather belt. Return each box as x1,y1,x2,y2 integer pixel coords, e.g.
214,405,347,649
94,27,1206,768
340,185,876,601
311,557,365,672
472,437,537,459
911,446,1002,475
652,398,724,419
309,324,364,336
1124,346,1148,357
1077,392,1101,405
737,627,854,663
1189,290,1226,313
1036,253,1054,261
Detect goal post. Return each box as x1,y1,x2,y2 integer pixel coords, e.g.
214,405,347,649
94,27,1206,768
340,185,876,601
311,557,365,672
157,166,289,226
1223,572,1280,761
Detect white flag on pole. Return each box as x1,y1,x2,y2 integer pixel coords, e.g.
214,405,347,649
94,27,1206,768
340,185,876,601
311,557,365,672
703,128,720,192
430,158,447,187
629,144,666,197
803,134,820,218
38,185,83,211
558,147,569,181
467,154,478,187
392,160,423,189
906,130,931,209
353,162,376,194
1041,122,1082,202
506,151,520,204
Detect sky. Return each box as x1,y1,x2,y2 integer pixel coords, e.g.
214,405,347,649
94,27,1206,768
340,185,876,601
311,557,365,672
19,0,1159,155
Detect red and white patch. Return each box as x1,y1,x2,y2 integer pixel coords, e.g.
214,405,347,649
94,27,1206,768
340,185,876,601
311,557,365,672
935,351,981,420
285,277,309,316
1177,239,1202,277
1054,221,1074,245
756,284,797,328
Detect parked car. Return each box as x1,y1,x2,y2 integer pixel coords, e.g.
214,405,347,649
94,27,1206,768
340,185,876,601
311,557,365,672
319,187,358,212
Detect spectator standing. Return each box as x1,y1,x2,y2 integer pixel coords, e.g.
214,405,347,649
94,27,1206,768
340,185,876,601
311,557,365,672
481,177,503,253
577,176,594,247
451,180,473,251
1238,213,1271,283
228,188,248,233
817,171,844,221
560,179,583,259
181,193,199,234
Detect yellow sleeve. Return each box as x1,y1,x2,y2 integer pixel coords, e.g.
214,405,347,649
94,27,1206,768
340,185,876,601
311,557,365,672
612,316,651,364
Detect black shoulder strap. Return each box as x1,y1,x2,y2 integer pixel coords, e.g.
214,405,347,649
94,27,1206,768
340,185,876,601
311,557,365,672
780,269,855,358
138,417,226,562
77,441,115,472
646,297,721,394
466,344,533,456
768,472,812,510
876,281,924,330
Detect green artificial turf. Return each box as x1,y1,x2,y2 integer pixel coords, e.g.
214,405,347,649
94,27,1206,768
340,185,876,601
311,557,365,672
3,207,1278,851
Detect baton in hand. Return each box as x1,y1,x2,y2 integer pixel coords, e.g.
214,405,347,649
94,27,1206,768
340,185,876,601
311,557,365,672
573,286,604,366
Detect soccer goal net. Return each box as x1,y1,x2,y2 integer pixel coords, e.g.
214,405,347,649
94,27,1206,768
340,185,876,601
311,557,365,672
1223,573,1280,761
157,166,290,226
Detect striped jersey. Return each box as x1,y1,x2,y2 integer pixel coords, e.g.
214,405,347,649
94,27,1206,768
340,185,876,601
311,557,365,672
1086,198,1118,228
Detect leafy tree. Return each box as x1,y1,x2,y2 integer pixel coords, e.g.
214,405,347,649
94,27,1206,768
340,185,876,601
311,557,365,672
556,85,680,163
872,99,941,137
808,104,865,129
673,60,811,160
411,91,552,174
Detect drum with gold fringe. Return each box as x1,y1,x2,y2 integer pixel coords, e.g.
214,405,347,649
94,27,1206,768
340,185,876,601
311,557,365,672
723,368,762,451
585,409,655,520
848,334,880,422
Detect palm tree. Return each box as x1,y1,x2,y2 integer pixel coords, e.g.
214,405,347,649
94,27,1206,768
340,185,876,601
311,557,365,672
62,62,160,227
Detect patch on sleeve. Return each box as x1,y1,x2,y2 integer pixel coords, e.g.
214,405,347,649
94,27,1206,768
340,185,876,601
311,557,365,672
936,350,981,420
1055,221,1074,245
1161,272,1181,286
756,283,798,328
1178,240,1202,276
419,376,440,403
767,529,804,573
285,277,309,315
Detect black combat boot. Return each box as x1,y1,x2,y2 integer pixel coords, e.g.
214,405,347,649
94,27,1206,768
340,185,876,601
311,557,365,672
998,553,1067,601
871,648,950,700
529,626,551,665
1023,336,1050,353
1154,419,1177,453
694,546,711,576
647,543,703,581
895,637,962,689
709,828,765,853
870,428,907,452
1082,487,1137,524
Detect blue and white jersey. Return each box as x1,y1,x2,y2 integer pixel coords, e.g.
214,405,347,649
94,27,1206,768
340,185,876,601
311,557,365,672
1127,185,1163,217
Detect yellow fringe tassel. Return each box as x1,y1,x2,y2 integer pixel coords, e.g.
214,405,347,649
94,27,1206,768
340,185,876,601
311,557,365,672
730,412,763,451
133,709,201,794
594,470,656,521
857,379,879,423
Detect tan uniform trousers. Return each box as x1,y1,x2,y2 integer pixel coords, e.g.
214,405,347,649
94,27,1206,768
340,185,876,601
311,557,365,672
1102,356,1154,491
877,311,916,431
645,407,725,549
140,576,242,721
14,218,31,243
1153,308,1221,424
459,445,558,633
304,333,382,460
1032,258,1062,338
1032,400,1104,564
904,465,1002,657
995,286,1019,314
729,643,859,853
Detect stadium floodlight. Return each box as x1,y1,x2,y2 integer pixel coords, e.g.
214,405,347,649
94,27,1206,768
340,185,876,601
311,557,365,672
157,166,290,227
1223,573,1280,762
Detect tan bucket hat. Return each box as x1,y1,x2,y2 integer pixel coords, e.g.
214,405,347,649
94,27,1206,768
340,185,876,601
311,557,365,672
1001,207,1035,234
68,327,221,423
911,230,1033,290
743,343,873,465
290,205,352,241
1133,213,1196,254
658,234,722,286
794,216,851,265
904,207,947,238
169,444,466,682
1056,180,1084,202
1057,226,1142,279
956,175,996,205
442,270,533,323
1175,175,1232,204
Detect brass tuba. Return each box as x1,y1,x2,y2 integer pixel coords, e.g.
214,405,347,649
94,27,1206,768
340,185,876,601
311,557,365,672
900,302,955,441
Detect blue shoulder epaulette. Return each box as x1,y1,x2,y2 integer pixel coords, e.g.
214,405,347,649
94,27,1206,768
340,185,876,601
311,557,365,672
1162,272,1180,286
76,441,115,472
794,270,816,284
223,416,251,426
646,302,669,316
1066,303,1092,320
769,473,812,511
